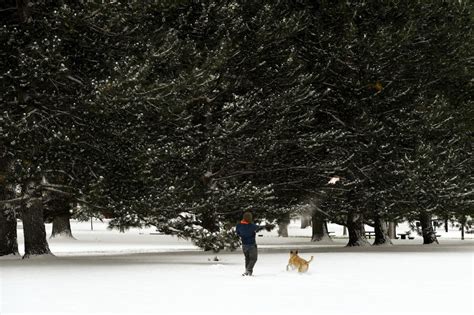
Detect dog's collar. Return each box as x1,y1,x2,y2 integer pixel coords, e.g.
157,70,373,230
240,220,250,224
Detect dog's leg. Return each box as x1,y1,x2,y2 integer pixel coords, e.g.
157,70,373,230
298,264,308,273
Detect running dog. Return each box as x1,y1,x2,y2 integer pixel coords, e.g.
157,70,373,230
286,250,313,273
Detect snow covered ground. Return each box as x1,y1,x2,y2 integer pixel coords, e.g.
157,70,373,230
1,220,473,315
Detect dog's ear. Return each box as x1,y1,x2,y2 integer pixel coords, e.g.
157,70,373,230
295,250,298,254
290,250,293,254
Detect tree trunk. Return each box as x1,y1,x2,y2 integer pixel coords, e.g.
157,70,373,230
419,211,438,245
16,0,31,23
47,196,74,239
201,211,218,233
51,213,74,239
459,215,466,241
22,197,52,258
0,207,19,256
1,157,19,256
342,225,347,236
346,210,370,247
277,214,290,237
388,221,396,239
277,222,289,237
311,212,332,242
300,215,311,229
373,215,393,246
444,218,449,233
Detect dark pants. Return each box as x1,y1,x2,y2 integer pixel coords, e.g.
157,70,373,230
242,244,258,275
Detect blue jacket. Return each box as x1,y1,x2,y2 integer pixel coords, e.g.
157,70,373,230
236,222,264,245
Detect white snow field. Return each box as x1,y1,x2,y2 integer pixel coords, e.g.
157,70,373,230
1,220,473,315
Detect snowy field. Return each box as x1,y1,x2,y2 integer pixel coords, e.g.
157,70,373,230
1,220,473,315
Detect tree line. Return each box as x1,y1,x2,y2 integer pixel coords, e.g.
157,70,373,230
1,0,472,257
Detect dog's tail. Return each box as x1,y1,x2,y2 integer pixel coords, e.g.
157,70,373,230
307,256,314,264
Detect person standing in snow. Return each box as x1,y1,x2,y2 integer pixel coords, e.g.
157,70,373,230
236,212,272,276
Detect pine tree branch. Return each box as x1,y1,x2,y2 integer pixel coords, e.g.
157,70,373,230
75,198,107,210
41,183,76,190
42,187,74,196
0,7,16,12
0,195,30,205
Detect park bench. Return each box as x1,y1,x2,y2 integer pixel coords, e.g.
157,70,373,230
397,233,410,240
364,231,376,239
397,233,441,240
397,233,416,240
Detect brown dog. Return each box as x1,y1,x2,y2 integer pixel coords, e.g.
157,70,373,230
286,250,313,273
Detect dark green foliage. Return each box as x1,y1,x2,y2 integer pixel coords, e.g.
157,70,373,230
1,0,472,251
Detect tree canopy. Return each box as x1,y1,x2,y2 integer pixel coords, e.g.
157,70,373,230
1,0,472,252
